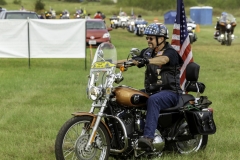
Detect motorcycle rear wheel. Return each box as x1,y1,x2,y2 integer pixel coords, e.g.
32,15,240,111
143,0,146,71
172,119,208,154
55,116,110,160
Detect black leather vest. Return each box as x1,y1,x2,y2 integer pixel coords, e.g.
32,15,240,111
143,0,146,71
142,44,183,94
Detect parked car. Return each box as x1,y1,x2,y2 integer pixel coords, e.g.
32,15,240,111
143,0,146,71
0,10,39,19
86,19,112,47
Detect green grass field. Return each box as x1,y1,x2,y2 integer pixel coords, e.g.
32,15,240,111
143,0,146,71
1,1,240,160
1,24,240,160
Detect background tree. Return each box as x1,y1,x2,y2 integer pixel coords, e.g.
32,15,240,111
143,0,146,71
0,0,7,5
35,0,45,12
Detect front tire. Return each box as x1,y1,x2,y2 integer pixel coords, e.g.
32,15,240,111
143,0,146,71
55,116,110,160
189,36,194,44
227,33,232,46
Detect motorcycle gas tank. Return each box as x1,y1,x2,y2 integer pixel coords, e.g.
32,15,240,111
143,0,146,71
114,85,149,107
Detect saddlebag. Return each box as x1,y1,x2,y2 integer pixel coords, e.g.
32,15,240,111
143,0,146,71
185,110,216,135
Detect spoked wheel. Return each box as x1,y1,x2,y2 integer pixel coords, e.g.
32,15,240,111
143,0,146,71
55,116,110,160
173,119,208,154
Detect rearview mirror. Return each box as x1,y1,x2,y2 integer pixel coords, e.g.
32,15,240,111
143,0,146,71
130,48,140,57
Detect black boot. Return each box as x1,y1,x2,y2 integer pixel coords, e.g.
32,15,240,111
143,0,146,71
138,137,154,151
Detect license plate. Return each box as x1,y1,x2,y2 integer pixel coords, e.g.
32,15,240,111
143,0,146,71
89,40,96,45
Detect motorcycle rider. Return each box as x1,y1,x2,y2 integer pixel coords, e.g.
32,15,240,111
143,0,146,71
136,14,143,20
134,14,144,34
214,12,227,39
117,23,183,150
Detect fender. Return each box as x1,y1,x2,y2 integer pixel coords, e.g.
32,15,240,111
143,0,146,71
72,112,112,138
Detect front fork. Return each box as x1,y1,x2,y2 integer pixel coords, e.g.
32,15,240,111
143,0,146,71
85,99,107,151
84,99,129,153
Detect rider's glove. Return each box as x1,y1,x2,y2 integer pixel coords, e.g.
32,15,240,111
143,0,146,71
136,57,149,68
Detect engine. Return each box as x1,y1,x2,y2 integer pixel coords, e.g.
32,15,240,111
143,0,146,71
109,101,165,153
112,106,142,136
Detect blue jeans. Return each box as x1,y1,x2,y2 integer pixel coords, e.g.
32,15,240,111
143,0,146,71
143,90,179,139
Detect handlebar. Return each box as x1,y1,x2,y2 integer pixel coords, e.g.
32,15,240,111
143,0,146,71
124,60,135,67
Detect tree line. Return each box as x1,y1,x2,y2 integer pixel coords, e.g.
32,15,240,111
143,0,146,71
116,0,240,11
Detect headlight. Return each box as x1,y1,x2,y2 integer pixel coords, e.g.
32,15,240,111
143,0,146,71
140,24,143,27
143,24,146,27
103,32,110,38
130,21,134,25
89,86,102,100
137,25,140,27
187,26,192,31
226,24,231,29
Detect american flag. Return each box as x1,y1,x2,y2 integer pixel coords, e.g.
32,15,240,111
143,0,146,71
171,0,194,89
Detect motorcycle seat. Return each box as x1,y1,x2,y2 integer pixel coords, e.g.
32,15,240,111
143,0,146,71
161,94,195,113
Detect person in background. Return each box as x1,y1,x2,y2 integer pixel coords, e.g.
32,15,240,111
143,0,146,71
85,13,91,19
214,12,227,39
117,23,183,150
101,13,106,23
94,11,102,19
20,6,25,11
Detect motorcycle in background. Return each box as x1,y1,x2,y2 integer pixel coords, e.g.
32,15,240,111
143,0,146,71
214,13,237,46
109,15,119,29
60,10,70,19
187,18,197,44
45,11,52,19
50,8,56,19
55,42,216,160
127,17,136,33
118,11,129,29
134,19,148,36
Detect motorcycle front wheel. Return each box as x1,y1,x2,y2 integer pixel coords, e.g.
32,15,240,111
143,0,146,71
175,119,208,154
55,116,110,160
227,33,232,46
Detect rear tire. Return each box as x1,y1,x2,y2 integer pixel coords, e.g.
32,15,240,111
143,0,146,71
55,116,110,160
167,119,208,154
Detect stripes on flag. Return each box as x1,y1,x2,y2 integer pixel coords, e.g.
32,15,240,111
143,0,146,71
171,0,194,89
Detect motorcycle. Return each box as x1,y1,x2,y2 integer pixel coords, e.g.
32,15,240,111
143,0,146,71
127,17,136,33
55,42,216,160
50,8,56,19
118,12,129,29
187,18,197,44
134,19,148,36
109,16,119,29
60,10,70,19
214,13,237,46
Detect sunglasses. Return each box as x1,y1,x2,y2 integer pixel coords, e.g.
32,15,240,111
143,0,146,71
146,37,154,41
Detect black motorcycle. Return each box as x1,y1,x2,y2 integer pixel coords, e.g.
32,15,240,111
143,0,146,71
55,43,216,160
214,13,237,46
